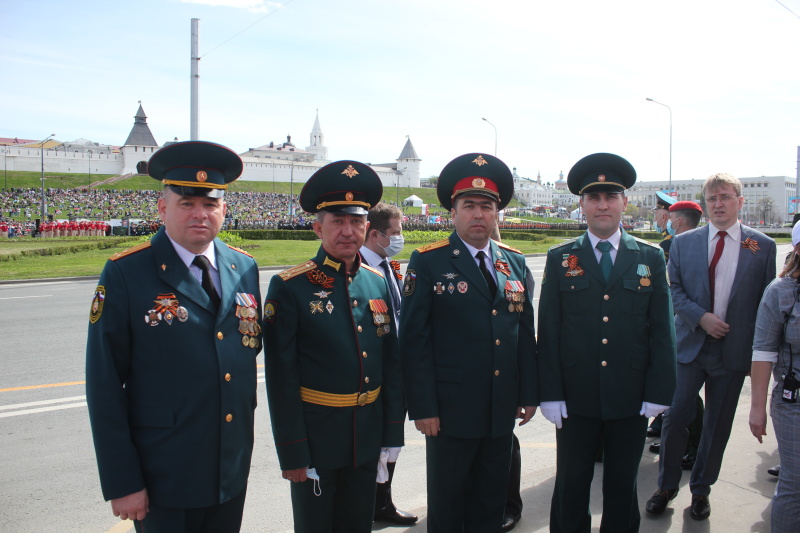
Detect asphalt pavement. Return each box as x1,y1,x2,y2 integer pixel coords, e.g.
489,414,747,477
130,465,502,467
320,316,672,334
0,246,789,532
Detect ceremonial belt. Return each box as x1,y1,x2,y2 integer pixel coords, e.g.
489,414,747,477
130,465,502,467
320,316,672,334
299,386,381,407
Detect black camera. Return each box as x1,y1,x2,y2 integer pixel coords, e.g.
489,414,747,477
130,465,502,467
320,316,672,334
782,372,799,403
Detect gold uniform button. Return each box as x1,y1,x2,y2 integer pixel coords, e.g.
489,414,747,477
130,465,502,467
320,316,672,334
571,285,575,290
603,316,609,322
225,414,233,422
364,376,370,384
601,361,608,367
224,373,231,381
357,325,363,332
217,332,224,340
494,370,500,376
492,309,498,316
353,300,358,307
348,277,353,283
603,294,610,301
362,351,368,358
602,338,608,344
495,339,501,346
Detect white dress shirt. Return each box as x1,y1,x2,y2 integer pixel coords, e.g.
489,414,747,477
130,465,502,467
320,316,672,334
707,222,741,321
586,229,622,265
167,233,222,296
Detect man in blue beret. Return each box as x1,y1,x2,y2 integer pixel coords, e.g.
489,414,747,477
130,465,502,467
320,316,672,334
537,153,676,532
263,161,405,532
86,141,262,533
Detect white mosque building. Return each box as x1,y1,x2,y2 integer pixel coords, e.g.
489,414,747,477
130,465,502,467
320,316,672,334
1,104,422,190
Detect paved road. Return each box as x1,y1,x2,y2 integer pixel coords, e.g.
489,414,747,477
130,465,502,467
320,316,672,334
0,247,788,532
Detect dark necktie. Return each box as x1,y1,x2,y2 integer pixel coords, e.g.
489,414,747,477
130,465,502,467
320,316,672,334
708,230,727,312
476,251,497,295
192,255,221,308
380,258,401,325
596,241,613,283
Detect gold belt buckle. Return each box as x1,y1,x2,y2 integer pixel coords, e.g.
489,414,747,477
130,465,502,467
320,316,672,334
357,392,368,406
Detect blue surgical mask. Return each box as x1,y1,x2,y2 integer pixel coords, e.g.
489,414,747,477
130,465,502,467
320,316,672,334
380,232,405,257
665,219,676,236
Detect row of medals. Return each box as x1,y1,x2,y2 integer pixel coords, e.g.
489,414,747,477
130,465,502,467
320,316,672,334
373,311,392,337
238,305,261,349
506,291,524,313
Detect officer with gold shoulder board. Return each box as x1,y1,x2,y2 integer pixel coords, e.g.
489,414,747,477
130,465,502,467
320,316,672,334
86,141,262,533
263,161,405,532
400,153,537,532
537,153,676,533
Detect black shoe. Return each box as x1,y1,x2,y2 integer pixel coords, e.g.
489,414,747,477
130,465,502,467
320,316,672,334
768,465,781,477
373,507,418,525
501,513,521,532
681,454,696,470
647,427,661,437
690,495,710,520
645,488,678,515
649,442,660,454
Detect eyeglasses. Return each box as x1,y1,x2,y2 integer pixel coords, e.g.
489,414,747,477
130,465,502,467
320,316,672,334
704,195,738,204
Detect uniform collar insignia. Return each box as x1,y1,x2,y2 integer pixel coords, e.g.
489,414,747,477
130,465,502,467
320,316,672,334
323,256,341,271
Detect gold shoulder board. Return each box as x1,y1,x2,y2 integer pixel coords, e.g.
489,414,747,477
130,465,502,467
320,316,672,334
227,244,253,257
278,260,317,281
416,239,449,254
497,242,522,254
109,241,151,261
361,264,384,277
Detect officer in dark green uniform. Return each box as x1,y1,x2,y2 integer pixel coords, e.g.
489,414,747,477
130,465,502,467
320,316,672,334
537,153,676,533
400,153,537,533
263,161,405,533
86,141,262,533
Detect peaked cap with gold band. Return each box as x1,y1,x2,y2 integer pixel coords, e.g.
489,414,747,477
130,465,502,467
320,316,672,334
148,140,243,198
299,160,383,215
567,152,636,195
437,153,514,210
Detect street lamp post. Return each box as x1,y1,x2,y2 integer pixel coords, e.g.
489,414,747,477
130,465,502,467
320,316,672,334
87,149,93,182
482,117,497,156
40,134,55,223
645,98,672,191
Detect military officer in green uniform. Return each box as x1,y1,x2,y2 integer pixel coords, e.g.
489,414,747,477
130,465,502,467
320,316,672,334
537,153,676,533
86,141,262,533
263,160,405,533
400,153,537,532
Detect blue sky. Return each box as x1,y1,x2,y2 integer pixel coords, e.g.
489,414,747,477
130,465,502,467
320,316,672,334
2,0,800,185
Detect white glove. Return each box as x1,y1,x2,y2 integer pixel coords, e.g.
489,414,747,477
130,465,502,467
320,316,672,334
539,401,568,429
640,402,669,418
376,447,401,483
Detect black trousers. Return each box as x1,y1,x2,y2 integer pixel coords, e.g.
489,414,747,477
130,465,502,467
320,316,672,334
426,432,513,533
550,414,647,533
133,486,246,533
290,458,379,533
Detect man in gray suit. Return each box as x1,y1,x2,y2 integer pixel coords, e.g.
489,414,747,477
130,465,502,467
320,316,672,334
646,173,776,520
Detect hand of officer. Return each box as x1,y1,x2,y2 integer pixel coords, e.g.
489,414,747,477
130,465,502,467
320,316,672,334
639,402,669,418
282,467,308,483
516,405,537,426
414,417,440,436
540,401,568,429
111,488,149,521
698,312,730,338
749,407,768,443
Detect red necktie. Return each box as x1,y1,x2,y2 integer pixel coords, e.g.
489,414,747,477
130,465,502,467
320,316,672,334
708,230,727,312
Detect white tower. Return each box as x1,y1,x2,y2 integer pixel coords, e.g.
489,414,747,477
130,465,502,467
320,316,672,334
396,136,421,188
305,110,328,161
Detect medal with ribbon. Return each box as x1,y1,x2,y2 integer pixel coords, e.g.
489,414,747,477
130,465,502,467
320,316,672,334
504,280,525,312
235,293,261,349
369,299,392,337
494,259,511,277
637,264,652,287
564,255,584,277
153,293,180,325
742,237,760,254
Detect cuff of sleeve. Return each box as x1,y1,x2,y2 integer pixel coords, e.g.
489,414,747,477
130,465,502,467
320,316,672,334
752,350,778,363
